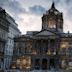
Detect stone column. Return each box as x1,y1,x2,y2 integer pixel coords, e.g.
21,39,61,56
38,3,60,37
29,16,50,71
48,39,50,54
40,58,42,70
47,58,50,70
31,56,34,70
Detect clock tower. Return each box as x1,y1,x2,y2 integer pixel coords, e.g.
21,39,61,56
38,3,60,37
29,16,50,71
42,2,63,32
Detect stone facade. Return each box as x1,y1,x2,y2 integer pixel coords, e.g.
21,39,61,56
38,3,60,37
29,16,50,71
9,2,72,72
4,13,21,70
0,2,72,72
0,7,21,71
0,7,10,71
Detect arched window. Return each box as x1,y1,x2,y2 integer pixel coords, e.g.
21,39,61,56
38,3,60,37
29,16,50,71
49,58,55,69
48,19,56,28
12,56,31,70
42,59,48,69
35,59,40,69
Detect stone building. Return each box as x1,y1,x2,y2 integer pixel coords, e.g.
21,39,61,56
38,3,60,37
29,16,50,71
0,7,10,71
0,7,21,71
8,2,72,72
4,13,21,69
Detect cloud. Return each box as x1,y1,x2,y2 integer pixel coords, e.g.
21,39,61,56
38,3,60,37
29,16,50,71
0,0,72,34
8,1,25,14
29,5,46,15
54,0,72,33
0,0,26,20
17,14,42,34
1,0,26,14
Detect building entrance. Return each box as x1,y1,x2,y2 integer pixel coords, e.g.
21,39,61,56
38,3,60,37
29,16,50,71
35,59,40,69
42,59,47,70
49,58,55,69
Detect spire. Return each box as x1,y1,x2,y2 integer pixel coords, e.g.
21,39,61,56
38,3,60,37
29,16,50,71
51,1,55,8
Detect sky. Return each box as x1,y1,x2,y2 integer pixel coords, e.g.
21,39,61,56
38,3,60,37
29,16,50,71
0,0,72,34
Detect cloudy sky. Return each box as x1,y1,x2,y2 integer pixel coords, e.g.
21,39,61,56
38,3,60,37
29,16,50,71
0,0,72,34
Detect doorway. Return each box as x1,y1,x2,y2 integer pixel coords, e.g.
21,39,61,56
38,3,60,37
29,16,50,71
42,59,47,70
35,59,40,70
49,58,55,69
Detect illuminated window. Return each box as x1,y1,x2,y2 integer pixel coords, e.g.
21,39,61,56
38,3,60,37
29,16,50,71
61,60,66,68
47,49,51,55
32,49,37,55
68,62,72,69
22,59,27,65
59,41,69,55
60,42,69,48
54,11,58,15
48,19,56,28
11,62,16,69
47,49,56,55
16,56,31,69
17,59,20,64
53,51,56,55
12,65,16,69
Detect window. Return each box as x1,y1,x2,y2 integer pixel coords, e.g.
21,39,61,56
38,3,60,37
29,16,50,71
60,41,69,55
32,48,37,55
15,56,31,69
61,60,66,68
42,59,48,69
68,47,72,56
60,42,69,48
35,59,40,69
48,19,56,28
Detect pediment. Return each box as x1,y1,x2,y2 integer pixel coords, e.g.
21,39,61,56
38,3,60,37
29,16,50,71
35,30,56,36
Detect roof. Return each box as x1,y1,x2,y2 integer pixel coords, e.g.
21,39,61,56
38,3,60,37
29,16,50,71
0,7,5,13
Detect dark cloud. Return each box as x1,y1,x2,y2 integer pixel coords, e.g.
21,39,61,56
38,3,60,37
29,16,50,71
6,1,26,14
0,0,72,18
0,0,46,21
65,0,72,4
29,5,46,15
0,1,25,15
0,0,27,21
64,0,72,20
60,0,72,21
0,0,72,33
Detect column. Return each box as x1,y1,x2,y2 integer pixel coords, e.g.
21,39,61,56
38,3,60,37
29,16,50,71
47,39,50,55
47,59,49,70
31,56,34,70
39,58,41,70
